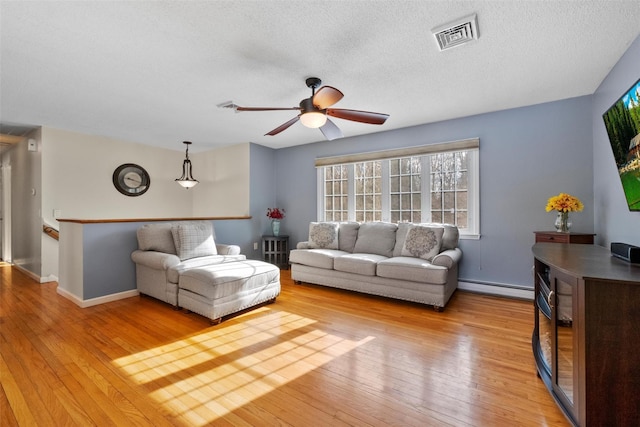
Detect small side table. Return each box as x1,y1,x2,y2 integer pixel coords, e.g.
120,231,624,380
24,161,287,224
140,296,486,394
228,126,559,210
262,235,289,269
533,231,595,244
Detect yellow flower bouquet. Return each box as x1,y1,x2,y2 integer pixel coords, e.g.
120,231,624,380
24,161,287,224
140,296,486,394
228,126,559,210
545,192,583,232
545,193,584,213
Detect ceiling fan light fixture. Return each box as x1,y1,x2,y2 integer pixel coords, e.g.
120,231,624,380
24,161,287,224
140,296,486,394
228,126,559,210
175,141,199,189
300,111,327,128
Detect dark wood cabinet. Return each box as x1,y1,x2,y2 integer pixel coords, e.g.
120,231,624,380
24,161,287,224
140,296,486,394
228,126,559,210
532,243,640,426
262,235,289,269
534,231,595,244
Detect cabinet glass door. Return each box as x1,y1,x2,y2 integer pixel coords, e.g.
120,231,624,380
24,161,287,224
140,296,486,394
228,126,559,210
554,276,574,405
536,275,552,373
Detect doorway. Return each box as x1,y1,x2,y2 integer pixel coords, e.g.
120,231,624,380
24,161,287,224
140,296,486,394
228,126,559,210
1,163,11,263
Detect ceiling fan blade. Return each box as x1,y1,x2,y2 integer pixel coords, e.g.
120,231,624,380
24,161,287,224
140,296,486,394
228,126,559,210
265,115,300,136
327,108,389,125
319,118,343,141
313,86,344,109
236,106,301,112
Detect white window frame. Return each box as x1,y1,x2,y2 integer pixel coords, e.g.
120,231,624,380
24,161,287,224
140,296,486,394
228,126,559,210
316,139,480,239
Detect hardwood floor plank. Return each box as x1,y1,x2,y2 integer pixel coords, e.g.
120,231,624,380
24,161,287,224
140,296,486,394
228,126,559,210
0,376,19,427
0,353,37,426
1,265,569,426
0,319,78,426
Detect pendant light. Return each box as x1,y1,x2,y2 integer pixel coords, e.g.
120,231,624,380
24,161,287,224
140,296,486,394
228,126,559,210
299,97,327,128
175,141,199,189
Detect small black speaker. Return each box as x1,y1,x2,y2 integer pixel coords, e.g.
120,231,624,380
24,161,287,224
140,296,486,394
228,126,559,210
611,242,640,264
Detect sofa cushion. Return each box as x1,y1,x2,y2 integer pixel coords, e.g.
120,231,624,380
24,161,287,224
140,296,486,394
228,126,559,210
179,260,280,301
334,253,387,276
137,223,177,254
289,249,348,270
166,254,247,283
171,222,217,261
338,222,360,253
352,222,398,258
308,222,339,249
393,223,413,257
377,257,448,285
400,225,444,260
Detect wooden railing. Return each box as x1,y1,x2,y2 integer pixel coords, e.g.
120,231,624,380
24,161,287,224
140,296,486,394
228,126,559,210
43,225,59,241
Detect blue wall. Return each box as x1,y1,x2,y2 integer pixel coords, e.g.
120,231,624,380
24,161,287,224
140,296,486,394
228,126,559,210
79,95,599,300
274,96,594,288
83,221,150,299
80,36,639,300
592,35,640,247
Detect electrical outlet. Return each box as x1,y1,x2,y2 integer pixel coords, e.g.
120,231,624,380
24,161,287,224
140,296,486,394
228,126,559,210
253,242,258,250
53,209,62,218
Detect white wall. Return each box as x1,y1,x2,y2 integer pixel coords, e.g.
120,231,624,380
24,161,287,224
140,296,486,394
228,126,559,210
192,143,250,216
41,127,193,222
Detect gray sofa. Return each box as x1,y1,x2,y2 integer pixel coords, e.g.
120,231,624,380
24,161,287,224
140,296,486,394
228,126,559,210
289,221,462,310
131,221,280,323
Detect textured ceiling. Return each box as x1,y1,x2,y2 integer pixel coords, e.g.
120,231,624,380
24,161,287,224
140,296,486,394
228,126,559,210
1,1,639,153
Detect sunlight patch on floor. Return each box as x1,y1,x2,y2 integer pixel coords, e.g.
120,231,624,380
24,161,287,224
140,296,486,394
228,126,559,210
113,308,374,425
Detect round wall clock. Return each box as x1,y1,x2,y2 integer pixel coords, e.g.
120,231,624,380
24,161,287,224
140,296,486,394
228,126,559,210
112,163,150,196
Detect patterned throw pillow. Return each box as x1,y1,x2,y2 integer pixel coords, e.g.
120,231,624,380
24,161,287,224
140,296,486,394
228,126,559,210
308,222,339,249
171,222,217,261
400,225,444,260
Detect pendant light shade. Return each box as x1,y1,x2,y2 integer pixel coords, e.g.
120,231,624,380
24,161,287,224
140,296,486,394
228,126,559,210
300,111,327,128
298,97,327,129
175,141,199,189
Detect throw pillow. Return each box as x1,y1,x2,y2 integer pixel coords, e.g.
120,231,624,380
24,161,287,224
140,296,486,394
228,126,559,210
338,222,360,252
171,222,217,261
400,225,444,260
420,222,459,250
308,222,339,249
352,222,398,258
392,222,413,257
137,223,177,254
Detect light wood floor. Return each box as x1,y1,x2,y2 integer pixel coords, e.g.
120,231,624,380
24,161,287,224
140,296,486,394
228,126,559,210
1,264,569,426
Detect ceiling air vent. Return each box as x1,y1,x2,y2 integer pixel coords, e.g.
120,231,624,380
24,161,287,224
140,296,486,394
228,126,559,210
432,14,478,51
217,100,239,111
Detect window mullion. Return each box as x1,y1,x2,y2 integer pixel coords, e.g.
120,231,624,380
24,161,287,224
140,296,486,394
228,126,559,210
316,168,324,220
347,164,355,221
421,156,431,223
381,160,390,222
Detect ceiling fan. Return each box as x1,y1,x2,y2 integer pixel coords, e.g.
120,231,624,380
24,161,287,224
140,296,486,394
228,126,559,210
235,77,389,141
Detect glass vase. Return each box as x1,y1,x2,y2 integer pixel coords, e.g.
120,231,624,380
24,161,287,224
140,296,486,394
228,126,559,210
271,219,281,236
554,212,571,233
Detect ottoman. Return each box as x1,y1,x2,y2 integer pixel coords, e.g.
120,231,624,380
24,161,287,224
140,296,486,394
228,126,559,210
178,260,281,324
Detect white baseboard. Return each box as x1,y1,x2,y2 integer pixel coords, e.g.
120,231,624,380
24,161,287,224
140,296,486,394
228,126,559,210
458,280,534,300
56,287,84,306
57,287,139,308
40,274,58,283
12,264,59,284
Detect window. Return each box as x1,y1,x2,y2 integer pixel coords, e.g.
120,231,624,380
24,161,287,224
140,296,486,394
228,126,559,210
323,165,349,222
354,161,382,222
390,157,422,223
316,139,480,238
430,151,470,228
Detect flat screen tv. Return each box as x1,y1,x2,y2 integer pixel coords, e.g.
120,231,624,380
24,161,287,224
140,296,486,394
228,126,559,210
602,78,640,211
